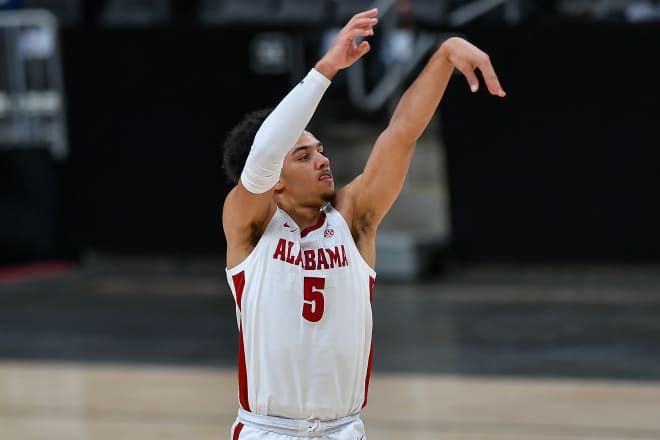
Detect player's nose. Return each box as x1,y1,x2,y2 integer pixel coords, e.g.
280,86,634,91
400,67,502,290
316,152,330,169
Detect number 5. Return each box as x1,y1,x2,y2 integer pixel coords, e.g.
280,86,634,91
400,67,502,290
302,277,325,322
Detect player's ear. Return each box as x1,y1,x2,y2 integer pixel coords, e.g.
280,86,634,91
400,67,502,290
274,180,284,192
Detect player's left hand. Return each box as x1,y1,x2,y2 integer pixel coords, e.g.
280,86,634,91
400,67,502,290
439,37,506,97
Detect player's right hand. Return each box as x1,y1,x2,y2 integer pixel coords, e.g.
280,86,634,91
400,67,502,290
314,8,379,80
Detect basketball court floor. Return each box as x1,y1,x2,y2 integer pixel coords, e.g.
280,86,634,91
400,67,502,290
2,257,660,439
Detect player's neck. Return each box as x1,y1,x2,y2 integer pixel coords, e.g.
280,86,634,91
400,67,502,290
276,200,325,231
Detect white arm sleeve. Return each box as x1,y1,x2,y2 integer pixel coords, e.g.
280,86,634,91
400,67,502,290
240,68,331,194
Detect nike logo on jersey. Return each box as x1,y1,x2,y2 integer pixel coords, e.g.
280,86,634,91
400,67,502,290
283,222,297,232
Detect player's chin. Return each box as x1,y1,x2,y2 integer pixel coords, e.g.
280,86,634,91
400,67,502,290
321,190,336,203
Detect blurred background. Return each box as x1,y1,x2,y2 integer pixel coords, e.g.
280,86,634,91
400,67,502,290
1,0,660,439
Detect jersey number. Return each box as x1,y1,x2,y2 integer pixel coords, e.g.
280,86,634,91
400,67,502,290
302,277,325,322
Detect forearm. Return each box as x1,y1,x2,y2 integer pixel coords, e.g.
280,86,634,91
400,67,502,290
241,68,331,194
388,45,455,141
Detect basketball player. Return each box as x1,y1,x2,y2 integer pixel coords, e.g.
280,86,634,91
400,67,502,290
221,8,505,440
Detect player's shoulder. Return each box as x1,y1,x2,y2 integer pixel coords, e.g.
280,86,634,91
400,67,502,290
332,183,355,223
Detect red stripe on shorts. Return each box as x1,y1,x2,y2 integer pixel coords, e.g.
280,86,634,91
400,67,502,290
233,422,244,440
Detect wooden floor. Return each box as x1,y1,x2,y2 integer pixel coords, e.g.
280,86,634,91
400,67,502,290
2,361,660,440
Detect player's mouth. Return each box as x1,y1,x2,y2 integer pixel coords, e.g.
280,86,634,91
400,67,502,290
319,170,333,182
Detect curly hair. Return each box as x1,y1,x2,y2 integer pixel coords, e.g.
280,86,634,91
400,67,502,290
221,107,272,185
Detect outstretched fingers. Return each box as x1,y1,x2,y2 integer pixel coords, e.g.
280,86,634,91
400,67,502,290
315,8,379,77
477,61,506,97
457,57,506,97
341,24,374,41
461,66,481,93
350,8,379,22
336,9,378,62
444,38,506,97
341,15,377,40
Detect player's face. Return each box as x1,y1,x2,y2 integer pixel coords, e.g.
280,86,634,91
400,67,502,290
279,131,335,204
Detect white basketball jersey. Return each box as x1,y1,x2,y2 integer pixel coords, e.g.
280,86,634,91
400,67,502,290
226,204,376,421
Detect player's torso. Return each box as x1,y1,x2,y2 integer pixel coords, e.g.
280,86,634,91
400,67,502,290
226,205,376,420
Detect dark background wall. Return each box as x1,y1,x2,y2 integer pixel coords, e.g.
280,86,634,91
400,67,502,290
58,27,291,256
3,17,660,264
441,21,660,262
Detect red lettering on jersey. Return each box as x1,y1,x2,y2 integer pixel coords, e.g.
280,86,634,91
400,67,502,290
304,249,316,270
340,245,348,267
325,247,339,268
273,239,287,261
285,240,296,264
317,247,329,269
275,239,349,269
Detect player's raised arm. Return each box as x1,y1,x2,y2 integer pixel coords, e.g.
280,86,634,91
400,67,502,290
346,37,506,231
222,8,379,267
